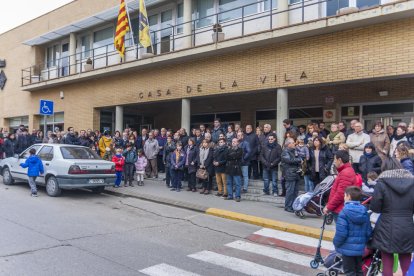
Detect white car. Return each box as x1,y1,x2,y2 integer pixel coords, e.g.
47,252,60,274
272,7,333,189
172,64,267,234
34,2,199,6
0,144,116,196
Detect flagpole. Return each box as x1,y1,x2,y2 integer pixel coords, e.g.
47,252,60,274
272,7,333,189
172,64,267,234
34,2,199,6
124,0,137,54
142,0,155,54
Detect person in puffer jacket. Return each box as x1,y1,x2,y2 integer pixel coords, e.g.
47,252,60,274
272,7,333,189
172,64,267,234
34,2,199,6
333,186,372,276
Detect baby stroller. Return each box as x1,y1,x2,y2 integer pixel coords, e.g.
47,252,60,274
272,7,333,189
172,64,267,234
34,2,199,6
293,175,336,224
311,199,382,276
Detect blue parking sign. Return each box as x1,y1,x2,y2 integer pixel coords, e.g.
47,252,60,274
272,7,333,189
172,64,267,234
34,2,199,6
40,100,54,115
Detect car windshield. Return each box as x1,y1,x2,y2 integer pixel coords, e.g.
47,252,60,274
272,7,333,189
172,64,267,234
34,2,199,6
60,147,101,160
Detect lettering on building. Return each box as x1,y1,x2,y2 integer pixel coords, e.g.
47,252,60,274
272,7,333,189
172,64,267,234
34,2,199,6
138,89,171,100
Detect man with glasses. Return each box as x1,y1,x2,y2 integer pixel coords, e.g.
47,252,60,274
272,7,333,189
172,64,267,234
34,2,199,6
259,133,282,196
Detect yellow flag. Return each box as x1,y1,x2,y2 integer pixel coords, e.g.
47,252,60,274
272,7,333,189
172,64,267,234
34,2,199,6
114,0,130,58
139,0,152,48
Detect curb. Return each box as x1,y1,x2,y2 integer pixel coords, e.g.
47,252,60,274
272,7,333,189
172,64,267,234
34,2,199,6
104,190,334,241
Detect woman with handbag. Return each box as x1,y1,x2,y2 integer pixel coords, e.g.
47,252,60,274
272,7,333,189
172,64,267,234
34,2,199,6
197,139,214,195
185,138,198,192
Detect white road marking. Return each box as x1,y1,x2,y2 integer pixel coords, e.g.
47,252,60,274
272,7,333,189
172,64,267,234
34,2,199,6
225,240,322,269
140,263,201,276
254,228,334,250
188,250,301,276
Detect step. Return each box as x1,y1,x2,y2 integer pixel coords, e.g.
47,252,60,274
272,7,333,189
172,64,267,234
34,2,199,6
241,193,285,204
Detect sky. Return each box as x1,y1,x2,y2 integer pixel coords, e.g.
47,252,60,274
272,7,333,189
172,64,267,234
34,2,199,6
0,0,74,34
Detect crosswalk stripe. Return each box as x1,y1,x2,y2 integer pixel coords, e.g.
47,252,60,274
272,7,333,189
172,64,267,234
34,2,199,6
225,240,321,269
139,263,201,276
254,228,334,250
188,250,301,276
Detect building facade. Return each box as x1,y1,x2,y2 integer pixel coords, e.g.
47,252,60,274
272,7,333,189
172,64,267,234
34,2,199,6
0,0,414,141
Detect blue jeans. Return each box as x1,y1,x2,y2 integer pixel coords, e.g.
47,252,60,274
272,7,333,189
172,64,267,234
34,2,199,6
241,166,249,190
171,169,183,189
285,179,299,209
115,171,123,186
263,168,278,194
227,175,241,199
304,175,314,192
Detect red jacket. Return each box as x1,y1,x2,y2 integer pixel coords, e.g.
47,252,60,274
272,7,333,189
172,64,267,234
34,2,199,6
112,155,125,172
326,163,361,214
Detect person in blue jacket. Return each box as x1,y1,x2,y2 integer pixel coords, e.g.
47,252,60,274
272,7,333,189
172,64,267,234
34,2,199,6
333,186,372,276
20,148,44,197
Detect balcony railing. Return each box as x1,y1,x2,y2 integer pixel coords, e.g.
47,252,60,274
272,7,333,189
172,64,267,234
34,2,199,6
21,0,383,87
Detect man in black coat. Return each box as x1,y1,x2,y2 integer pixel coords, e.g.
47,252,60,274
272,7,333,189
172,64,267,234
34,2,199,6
213,138,228,197
64,127,81,145
245,125,260,180
136,128,149,151
259,133,282,196
281,137,303,212
78,130,91,148
16,129,30,154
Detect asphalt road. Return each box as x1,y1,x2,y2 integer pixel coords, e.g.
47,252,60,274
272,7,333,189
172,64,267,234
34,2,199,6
0,181,321,276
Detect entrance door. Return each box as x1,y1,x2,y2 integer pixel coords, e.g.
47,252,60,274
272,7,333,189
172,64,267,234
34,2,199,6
364,115,414,131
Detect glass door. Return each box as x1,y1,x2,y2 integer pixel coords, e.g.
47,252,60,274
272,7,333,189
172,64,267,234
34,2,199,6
160,10,173,53
60,42,69,76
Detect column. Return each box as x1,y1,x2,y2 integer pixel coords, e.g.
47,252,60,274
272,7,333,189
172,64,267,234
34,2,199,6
183,0,193,48
69,33,77,75
115,106,124,132
276,88,288,145
181,99,191,133
276,0,289,28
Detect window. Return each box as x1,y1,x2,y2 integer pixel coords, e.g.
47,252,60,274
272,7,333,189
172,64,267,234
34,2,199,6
93,27,114,51
326,0,349,16
20,145,42,159
177,3,184,34
126,17,139,46
81,35,91,58
195,0,215,28
46,44,59,68
264,0,277,9
362,103,413,116
357,0,380,9
60,147,100,160
219,0,257,22
289,107,323,119
40,112,64,133
38,146,54,161
148,15,158,54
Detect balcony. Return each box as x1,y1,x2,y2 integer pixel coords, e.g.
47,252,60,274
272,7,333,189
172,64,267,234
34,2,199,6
21,0,414,91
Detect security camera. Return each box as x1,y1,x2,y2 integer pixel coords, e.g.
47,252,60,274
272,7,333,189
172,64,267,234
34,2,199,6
60,91,64,100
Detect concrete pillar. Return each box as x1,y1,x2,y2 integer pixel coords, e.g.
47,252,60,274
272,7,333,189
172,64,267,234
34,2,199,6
29,114,40,132
181,99,191,133
115,106,124,132
69,33,77,75
276,0,289,28
183,0,193,48
276,88,288,144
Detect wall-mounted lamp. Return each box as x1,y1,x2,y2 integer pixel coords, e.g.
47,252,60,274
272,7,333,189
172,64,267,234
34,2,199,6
378,91,389,97
60,91,64,100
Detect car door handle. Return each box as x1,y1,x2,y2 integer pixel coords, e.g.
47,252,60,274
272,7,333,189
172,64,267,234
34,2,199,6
45,163,50,166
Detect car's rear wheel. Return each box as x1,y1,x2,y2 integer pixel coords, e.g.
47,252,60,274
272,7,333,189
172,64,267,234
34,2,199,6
91,186,105,194
2,167,14,185
46,176,61,197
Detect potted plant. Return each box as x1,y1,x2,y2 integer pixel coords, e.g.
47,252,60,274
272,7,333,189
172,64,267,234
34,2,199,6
84,58,93,72
212,23,225,43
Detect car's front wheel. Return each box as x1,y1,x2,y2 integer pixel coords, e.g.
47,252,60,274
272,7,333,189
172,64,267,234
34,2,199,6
2,167,14,185
91,186,105,194
46,176,61,197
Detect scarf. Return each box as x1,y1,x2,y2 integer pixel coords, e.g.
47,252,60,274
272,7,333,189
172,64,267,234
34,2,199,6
394,133,406,141
364,152,373,158
328,131,340,141
199,147,209,166
175,149,180,164
267,142,276,149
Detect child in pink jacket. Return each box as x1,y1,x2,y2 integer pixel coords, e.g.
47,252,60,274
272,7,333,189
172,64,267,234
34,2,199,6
135,150,148,186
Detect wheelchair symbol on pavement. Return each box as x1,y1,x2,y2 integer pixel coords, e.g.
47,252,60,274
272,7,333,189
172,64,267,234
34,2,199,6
39,100,54,115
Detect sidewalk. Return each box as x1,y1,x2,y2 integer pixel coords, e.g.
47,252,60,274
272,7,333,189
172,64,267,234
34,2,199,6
105,176,335,241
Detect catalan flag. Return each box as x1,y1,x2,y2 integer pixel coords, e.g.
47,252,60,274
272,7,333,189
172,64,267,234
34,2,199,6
114,0,130,58
139,0,152,48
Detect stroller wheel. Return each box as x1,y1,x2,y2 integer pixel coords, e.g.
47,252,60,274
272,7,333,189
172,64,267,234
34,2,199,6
326,214,334,225
295,211,300,217
316,273,326,276
310,260,320,269
328,270,338,276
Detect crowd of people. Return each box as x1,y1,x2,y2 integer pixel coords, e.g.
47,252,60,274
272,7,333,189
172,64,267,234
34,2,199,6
1,118,414,275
